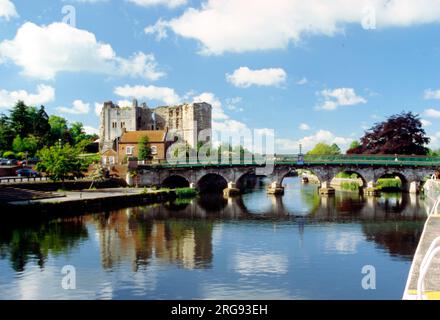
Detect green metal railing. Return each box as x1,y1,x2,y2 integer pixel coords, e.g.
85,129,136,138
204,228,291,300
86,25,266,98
135,154,440,168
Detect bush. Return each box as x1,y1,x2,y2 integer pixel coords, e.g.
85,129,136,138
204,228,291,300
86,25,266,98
175,187,198,198
341,182,360,191
377,178,402,191
3,151,15,159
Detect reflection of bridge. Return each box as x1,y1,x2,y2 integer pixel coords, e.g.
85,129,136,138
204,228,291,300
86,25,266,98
130,155,440,195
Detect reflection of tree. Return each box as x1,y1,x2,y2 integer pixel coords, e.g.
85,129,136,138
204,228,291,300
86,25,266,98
0,217,88,272
361,221,425,260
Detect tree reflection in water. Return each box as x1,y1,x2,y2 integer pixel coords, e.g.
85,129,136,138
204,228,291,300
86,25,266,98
0,177,427,275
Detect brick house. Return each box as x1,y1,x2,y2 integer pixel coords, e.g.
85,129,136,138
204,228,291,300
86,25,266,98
117,130,169,164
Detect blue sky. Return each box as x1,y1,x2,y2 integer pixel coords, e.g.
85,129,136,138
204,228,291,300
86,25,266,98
1,0,440,152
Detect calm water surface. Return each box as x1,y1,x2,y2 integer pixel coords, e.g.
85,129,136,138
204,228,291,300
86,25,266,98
0,178,427,299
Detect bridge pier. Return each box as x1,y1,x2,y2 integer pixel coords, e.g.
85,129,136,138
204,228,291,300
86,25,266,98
409,181,421,194
364,180,381,196
318,181,335,195
267,182,285,195
223,182,241,197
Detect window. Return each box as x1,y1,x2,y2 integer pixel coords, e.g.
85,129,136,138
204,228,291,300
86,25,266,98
126,146,134,155
151,146,158,155
102,157,107,165
109,156,115,165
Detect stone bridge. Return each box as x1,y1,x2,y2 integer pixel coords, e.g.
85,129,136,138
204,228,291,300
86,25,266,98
129,161,438,195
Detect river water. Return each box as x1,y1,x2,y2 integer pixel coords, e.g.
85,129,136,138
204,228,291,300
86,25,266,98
0,177,428,300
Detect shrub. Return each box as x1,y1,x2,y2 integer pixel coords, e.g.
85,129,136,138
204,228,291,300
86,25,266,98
175,187,198,198
377,178,402,191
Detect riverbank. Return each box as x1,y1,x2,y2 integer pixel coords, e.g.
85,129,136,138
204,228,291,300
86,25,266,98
1,187,186,223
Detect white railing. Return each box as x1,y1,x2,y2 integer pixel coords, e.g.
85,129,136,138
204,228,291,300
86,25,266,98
416,195,440,300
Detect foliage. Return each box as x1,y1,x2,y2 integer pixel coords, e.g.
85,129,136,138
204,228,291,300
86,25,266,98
347,112,430,155
36,143,89,181
49,115,69,144
12,135,39,156
377,178,402,191
349,140,361,151
138,136,152,160
3,151,15,159
307,142,341,155
340,182,361,191
175,187,198,198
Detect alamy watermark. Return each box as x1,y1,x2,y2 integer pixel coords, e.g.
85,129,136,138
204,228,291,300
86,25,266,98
61,265,76,290
361,265,376,290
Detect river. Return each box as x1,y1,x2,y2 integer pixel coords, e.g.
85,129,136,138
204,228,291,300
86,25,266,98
0,177,428,299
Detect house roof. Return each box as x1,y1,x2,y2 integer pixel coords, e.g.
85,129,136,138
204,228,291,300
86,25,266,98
119,130,167,143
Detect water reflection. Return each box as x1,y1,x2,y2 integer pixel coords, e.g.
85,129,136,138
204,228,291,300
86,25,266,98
0,177,428,299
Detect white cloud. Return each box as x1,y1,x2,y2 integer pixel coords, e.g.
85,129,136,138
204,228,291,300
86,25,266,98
94,102,103,116
57,100,90,115
128,0,187,8
0,84,55,108
424,89,440,99
316,88,366,111
421,119,432,127
296,77,308,85
425,108,440,118
0,22,164,80
276,129,352,153
299,123,310,130
0,0,18,20
146,0,440,55
114,85,180,105
226,67,287,88
84,126,99,135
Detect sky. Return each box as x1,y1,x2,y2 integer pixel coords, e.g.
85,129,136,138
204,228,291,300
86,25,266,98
0,0,440,153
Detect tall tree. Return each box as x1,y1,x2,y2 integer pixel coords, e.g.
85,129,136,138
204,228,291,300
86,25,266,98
33,106,51,142
10,101,32,137
49,115,70,144
138,136,152,160
0,114,14,153
70,122,87,145
347,112,430,155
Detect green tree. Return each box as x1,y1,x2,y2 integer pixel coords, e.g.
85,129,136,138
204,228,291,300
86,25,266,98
0,114,14,153
10,101,32,137
49,115,69,143
36,143,88,182
32,106,51,144
138,136,152,160
349,140,361,151
12,135,39,156
70,122,87,145
307,142,341,155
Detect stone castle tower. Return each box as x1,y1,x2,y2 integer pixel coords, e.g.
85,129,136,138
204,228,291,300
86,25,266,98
99,99,212,152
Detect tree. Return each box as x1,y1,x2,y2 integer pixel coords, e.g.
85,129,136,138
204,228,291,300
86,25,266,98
347,112,430,155
10,101,32,137
36,143,88,182
70,122,87,145
12,135,39,156
307,142,341,155
0,114,14,153
49,115,70,143
138,136,152,160
33,106,51,144
349,140,361,150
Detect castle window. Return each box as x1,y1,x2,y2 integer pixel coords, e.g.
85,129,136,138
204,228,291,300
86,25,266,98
151,146,158,155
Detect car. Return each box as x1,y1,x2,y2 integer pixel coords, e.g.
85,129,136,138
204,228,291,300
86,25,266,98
0,158,8,165
16,168,41,177
6,159,18,166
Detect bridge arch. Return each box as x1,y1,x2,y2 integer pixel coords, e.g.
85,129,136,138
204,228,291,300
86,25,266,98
375,172,408,191
161,175,190,189
197,173,228,193
331,170,367,188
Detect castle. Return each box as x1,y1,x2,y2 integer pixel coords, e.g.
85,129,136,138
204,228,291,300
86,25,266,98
99,99,212,154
